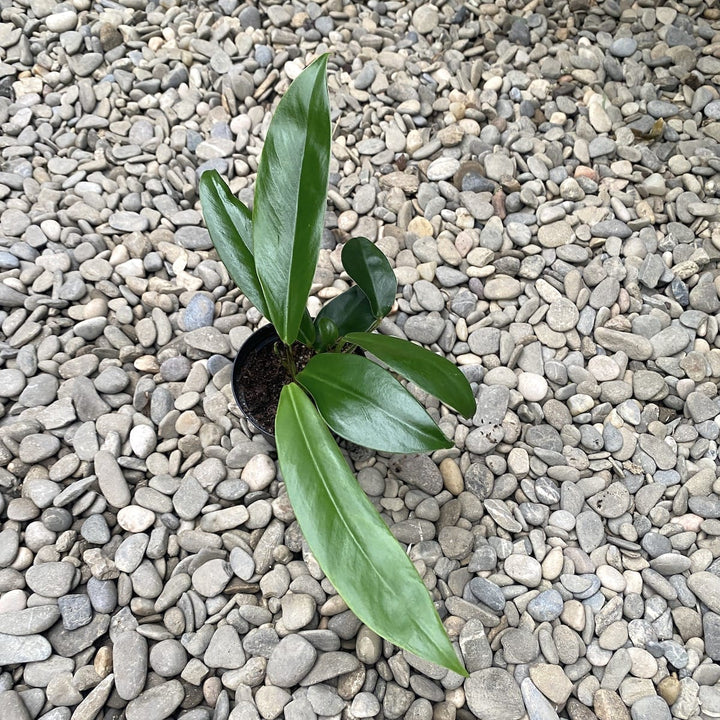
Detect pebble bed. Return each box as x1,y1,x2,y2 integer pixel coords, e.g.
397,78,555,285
1,0,720,719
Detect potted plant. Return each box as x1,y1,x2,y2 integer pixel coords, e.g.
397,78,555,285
199,53,475,676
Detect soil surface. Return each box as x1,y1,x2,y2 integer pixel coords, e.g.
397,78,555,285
238,340,315,433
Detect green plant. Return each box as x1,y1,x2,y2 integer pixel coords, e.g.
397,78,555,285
199,54,475,675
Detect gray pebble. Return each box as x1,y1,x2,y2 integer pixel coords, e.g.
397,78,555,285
266,635,317,687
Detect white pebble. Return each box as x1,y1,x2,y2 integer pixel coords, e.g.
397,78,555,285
517,372,548,402
117,506,156,533
241,454,276,491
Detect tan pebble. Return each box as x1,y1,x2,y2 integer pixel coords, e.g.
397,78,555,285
594,689,630,720
440,458,463,495
658,675,680,705
454,230,475,257
416,262,436,281
560,599,586,631
455,208,475,229
445,688,464,708
529,663,573,704
438,125,464,146
449,102,465,119
176,410,201,436
241,454,276,491
134,356,160,373
84,298,109,319
406,130,423,155
456,318,468,342
94,646,113,678
458,118,480,135
408,216,434,237
203,676,223,707
290,10,308,28
541,547,564,581
438,236,461,265
338,210,358,232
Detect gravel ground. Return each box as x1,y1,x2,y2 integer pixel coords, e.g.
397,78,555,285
1,0,720,719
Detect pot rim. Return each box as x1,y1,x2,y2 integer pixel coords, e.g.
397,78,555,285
231,323,280,443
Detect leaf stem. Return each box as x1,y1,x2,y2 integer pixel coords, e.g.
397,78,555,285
340,319,381,353
275,342,298,380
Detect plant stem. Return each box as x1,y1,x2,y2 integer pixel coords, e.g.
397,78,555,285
272,341,297,380
281,342,297,380
339,319,381,353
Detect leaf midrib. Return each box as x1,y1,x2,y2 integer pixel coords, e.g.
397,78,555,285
300,361,438,445
287,388,396,600
281,119,309,336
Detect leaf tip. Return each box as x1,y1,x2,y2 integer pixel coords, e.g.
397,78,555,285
448,651,470,677
314,51,330,70
198,167,219,190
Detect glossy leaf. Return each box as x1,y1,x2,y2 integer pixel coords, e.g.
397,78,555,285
276,383,467,675
345,332,476,417
253,54,331,345
315,317,339,351
297,353,452,452
315,286,376,338
341,237,397,318
199,170,268,316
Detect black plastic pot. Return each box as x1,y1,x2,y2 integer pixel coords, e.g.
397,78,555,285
231,324,280,444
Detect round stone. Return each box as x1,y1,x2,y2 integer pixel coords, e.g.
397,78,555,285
517,372,548,402
546,298,580,332
0,369,26,397
527,590,564,621
266,635,317,687
192,559,232,597
484,276,522,300
129,425,157,458
587,483,631,518
25,562,76,598
19,434,61,464
46,11,78,33
241,454,276,491
184,294,215,330
504,555,542,587
117,506,156,533
411,5,439,33
175,411,201,436
149,640,187,678
610,37,637,57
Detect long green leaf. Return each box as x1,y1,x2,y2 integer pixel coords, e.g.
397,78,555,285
342,237,397,317
345,332,476,417
315,286,376,339
297,353,452,452
199,170,268,316
253,54,331,345
276,383,466,675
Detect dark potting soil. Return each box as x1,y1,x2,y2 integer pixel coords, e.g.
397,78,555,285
239,340,315,433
